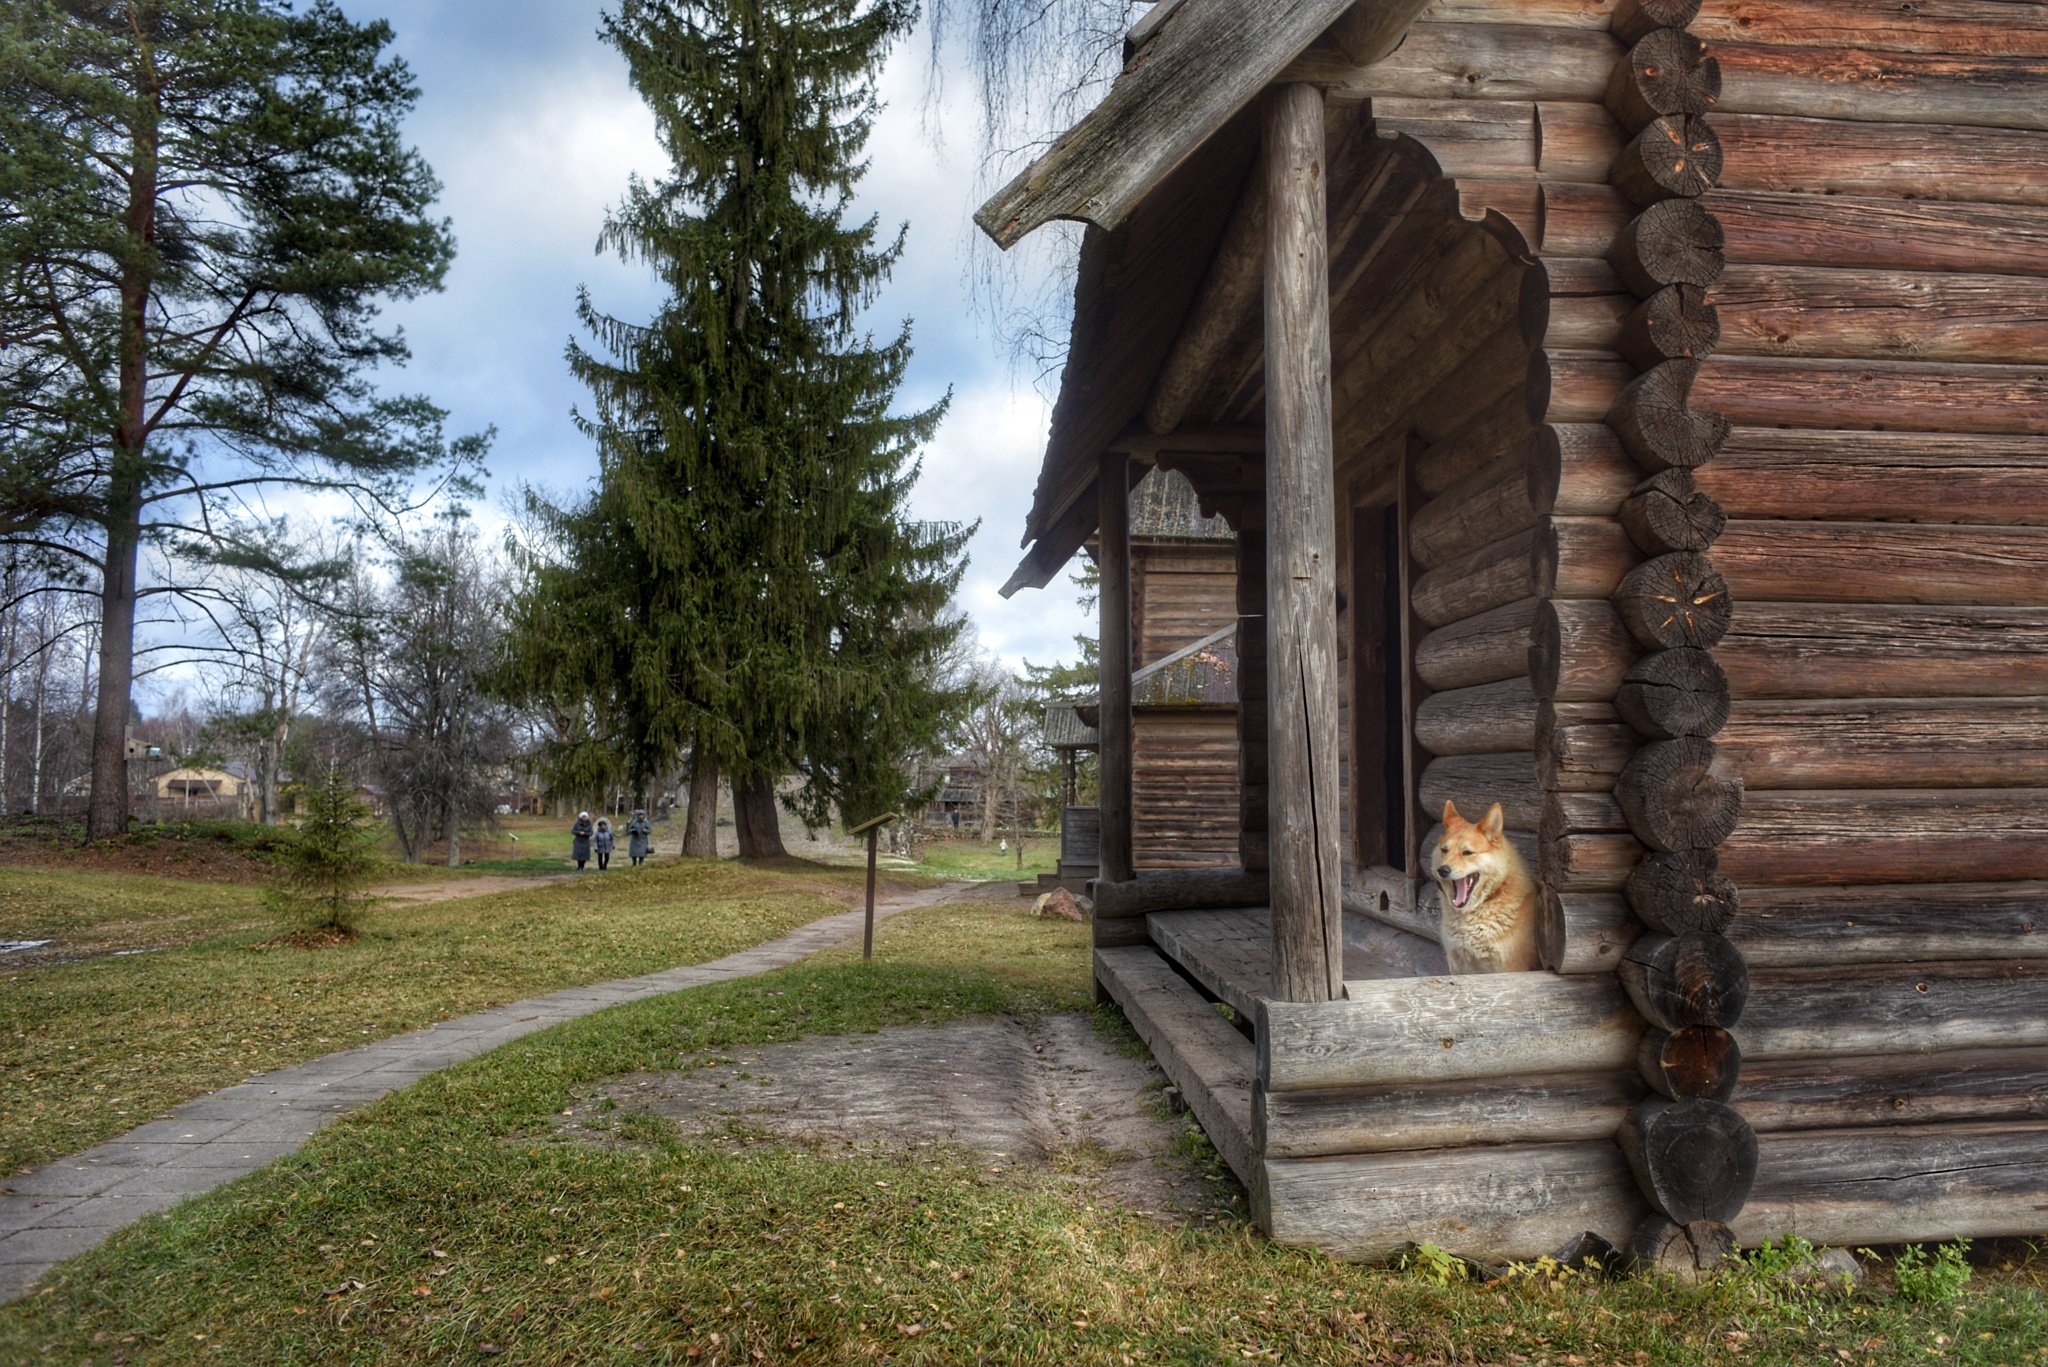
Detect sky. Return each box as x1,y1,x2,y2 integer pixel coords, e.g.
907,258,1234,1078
329,0,1093,672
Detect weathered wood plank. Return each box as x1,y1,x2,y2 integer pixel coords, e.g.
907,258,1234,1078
1258,1069,1641,1157
1731,882,2048,967
1718,699,2048,790
1262,1141,1646,1263
1736,1048,2048,1131
1712,113,2048,205
1714,43,2048,132
1696,429,2048,526
1288,22,1618,102
1095,866,1270,918
1736,962,2048,1059
1693,356,2048,436
1709,265,2048,365
1693,0,2048,56
1145,165,1266,436
1095,945,1260,1185
1714,522,2048,607
1721,604,2048,701
1722,790,2048,886
1342,907,1451,978
1737,1122,2048,1248
1542,891,1645,974
1260,972,1642,1091
1265,84,1345,1004
1704,190,2048,279
1531,598,1640,702
1100,455,1136,885
974,0,1385,247
1416,676,1539,755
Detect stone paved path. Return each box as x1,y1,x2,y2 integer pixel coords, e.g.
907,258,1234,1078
0,879,977,1303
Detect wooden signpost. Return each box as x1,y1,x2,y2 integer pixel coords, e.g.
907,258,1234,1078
847,812,898,961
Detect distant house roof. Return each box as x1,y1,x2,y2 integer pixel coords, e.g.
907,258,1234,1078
1044,700,1101,751
1132,624,1239,707
1131,466,1233,541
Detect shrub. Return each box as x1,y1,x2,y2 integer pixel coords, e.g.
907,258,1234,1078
265,768,382,932
1889,1240,1972,1304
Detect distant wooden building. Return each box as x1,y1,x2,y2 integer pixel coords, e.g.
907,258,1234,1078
985,0,2048,1266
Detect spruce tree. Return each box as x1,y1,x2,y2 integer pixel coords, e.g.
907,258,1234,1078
512,0,971,851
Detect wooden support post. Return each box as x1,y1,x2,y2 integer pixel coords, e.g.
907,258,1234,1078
1099,453,1135,886
864,824,878,961
1263,82,1344,1004
1237,506,1269,873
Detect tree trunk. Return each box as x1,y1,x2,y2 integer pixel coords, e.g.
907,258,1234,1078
683,751,719,857
446,797,461,867
733,771,786,860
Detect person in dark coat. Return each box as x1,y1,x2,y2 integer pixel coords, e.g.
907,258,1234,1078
593,817,616,871
626,809,652,866
571,811,593,870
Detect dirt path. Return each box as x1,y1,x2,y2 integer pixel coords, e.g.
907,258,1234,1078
572,1016,1231,1223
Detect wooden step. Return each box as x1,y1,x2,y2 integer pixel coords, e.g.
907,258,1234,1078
1094,945,1259,1184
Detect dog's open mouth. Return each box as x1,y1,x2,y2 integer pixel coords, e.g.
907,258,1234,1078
1449,874,1476,909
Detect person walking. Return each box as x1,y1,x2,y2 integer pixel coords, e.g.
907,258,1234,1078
571,811,594,871
593,816,616,872
626,809,652,867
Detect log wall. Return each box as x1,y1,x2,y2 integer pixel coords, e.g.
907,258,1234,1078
1132,541,1241,667
1133,708,1245,869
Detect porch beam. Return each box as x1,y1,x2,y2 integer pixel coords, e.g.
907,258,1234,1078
1098,453,1136,885
1263,82,1346,1003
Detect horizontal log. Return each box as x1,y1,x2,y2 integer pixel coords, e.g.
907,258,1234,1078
1413,529,1539,626
1538,706,1637,789
1738,1121,2048,1250
1736,1048,2048,1132
1610,197,1726,297
1343,865,1443,943
1542,788,1629,837
1704,189,2048,280
1621,930,1751,1031
1342,906,1449,978
1258,1069,1641,1157
1546,293,1632,351
1298,22,1617,102
1608,360,1731,472
1720,603,2048,700
1639,1025,1741,1102
1420,751,1544,834
1531,598,1640,701
1535,514,1640,600
1713,42,2048,133
1628,848,1740,935
1736,962,2048,1059
1539,889,1646,974
1620,470,1724,556
1544,255,1625,298
1542,829,1646,892
1713,112,2048,205
1711,265,2048,366
1544,349,1635,425
1614,553,1734,652
1372,98,1539,179
1416,676,1538,755
1260,970,1642,1090
1610,0,1696,44
1537,101,1629,181
1610,115,1723,206
1415,389,1540,498
1616,647,1730,740
1411,452,1539,570
1721,788,2048,885
1262,1140,1645,1264
1718,698,2048,790
1539,181,1640,259
1691,0,2048,57
1619,1096,1757,1224
1730,881,2048,967
1696,428,2048,526
1716,521,2048,608
1532,422,1637,516
1094,867,1268,918
1415,596,1538,691
1615,736,1744,852
1607,29,1720,134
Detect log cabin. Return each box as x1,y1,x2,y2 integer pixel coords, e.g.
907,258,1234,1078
982,0,2048,1269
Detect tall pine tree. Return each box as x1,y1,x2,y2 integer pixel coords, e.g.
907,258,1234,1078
505,0,970,854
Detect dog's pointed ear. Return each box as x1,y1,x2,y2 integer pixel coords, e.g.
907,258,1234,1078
1480,802,1506,839
1442,799,1459,826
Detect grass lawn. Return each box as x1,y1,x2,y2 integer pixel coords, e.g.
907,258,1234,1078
2,898,2043,1366
910,836,1058,882
0,857,930,1177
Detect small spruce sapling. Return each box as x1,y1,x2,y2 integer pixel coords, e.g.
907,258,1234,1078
268,768,382,933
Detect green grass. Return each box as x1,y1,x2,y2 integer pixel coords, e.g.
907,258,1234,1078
910,836,1058,881
0,857,922,1176
2,899,2044,1366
